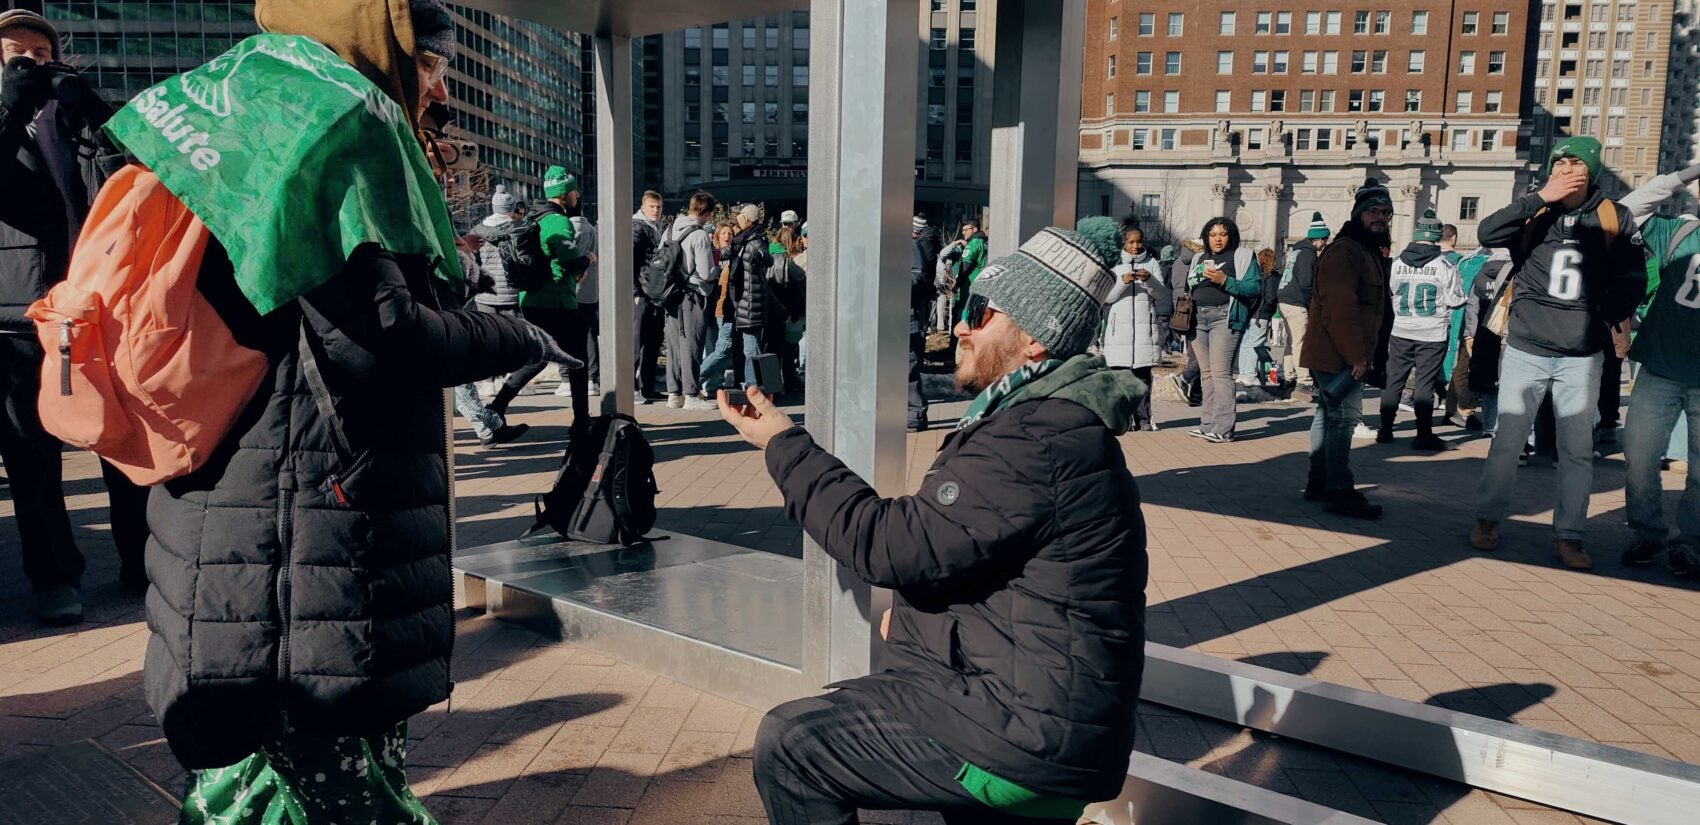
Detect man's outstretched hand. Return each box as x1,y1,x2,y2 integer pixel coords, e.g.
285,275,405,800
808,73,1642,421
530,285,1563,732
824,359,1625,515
718,387,795,450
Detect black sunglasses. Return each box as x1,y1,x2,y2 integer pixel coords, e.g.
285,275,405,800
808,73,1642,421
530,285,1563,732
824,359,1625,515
964,294,997,330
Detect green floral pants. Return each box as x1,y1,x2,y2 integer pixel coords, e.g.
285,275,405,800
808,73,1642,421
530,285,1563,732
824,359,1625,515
180,721,434,825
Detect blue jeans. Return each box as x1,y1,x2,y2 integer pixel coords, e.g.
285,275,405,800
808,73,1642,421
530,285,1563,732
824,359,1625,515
1188,305,1241,436
454,384,501,440
741,328,767,387
699,320,736,391
1475,346,1604,539
1237,318,1270,383
1624,368,1700,544
1308,369,1364,493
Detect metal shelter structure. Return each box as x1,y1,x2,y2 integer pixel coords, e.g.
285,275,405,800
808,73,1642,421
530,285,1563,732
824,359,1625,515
451,2,1700,823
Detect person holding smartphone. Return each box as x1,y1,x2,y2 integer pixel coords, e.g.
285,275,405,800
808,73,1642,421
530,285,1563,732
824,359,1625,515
1184,217,1263,443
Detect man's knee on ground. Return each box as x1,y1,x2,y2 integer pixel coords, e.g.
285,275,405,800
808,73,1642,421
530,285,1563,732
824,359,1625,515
753,698,812,777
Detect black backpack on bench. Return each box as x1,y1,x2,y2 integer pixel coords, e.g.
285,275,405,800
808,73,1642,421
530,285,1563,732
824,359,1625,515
531,415,659,545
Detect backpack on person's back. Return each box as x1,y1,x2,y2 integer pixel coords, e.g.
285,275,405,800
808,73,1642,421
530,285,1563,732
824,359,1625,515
639,222,703,307
499,201,590,293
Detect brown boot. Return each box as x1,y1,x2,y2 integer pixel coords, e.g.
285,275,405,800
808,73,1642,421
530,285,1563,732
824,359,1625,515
1556,539,1593,571
1470,519,1499,552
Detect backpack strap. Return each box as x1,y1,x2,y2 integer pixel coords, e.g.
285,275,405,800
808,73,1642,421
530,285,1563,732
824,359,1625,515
297,318,356,467
1667,221,1700,264
1596,200,1620,244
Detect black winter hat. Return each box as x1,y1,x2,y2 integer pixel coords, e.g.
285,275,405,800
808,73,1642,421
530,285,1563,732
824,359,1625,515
410,0,457,61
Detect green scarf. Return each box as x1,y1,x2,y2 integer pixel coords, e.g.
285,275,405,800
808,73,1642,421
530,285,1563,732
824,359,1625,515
103,34,462,316
956,359,1063,431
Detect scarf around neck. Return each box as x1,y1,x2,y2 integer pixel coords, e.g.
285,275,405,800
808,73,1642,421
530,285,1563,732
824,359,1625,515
956,359,1063,431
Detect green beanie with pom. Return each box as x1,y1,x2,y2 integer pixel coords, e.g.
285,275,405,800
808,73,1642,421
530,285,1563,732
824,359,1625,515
968,216,1121,359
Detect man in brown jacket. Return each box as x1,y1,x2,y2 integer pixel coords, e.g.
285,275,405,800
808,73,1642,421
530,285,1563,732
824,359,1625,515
1301,178,1393,519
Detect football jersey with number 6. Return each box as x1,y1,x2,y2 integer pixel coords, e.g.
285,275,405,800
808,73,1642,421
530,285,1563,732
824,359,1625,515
1389,246,1466,343
1476,191,1648,357
1631,215,1700,385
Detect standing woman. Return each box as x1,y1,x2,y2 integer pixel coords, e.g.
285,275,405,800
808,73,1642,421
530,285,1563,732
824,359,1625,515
698,221,739,394
1185,217,1263,442
1236,248,1282,387
1103,226,1169,431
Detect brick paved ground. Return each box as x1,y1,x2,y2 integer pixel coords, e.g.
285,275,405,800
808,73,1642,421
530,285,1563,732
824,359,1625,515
0,373,1694,824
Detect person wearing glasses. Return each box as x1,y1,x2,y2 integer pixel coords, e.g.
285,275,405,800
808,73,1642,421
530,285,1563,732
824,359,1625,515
1301,178,1395,520
720,219,1147,825
116,2,579,821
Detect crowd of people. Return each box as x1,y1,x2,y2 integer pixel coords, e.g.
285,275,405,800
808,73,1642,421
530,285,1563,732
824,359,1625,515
1,1,1698,823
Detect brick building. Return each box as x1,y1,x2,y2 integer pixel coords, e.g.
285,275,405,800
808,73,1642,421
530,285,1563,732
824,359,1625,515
1077,1,1537,249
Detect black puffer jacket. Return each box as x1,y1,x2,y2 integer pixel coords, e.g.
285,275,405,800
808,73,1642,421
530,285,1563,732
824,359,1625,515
767,356,1148,800
730,224,774,331
144,240,536,769
0,98,110,330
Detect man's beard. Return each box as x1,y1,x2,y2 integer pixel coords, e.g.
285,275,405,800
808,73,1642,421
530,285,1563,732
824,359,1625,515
1345,218,1393,249
955,331,1027,394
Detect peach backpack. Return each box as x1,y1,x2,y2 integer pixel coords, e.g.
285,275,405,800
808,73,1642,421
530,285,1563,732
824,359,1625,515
26,165,268,485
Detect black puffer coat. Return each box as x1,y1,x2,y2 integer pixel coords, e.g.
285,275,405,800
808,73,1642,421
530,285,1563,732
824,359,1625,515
767,356,1148,800
730,224,773,331
0,98,110,329
144,240,536,769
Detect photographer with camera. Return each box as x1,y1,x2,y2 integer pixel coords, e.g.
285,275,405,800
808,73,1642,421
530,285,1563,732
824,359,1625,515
0,10,149,626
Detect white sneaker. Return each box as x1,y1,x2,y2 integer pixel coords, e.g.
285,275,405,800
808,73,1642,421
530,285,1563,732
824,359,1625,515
667,393,685,409
555,381,573,397
1352,423,1378,440
683,396,718,412
588,380,601,396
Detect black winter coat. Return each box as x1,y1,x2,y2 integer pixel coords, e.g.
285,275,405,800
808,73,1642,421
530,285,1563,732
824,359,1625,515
730,225,774,330
144,240,536,769
766,367,1147,800
0,99,110,330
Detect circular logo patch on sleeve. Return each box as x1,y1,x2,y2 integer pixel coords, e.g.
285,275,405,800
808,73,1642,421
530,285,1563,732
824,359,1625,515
936,481,961,506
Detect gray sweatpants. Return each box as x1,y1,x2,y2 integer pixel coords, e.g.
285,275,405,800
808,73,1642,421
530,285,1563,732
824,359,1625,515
665,291,708,396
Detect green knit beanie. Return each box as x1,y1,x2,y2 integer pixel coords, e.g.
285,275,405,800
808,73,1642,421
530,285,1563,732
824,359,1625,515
1413,208,1442,242
1549,136,1603,183
968,217,1120,360
543,165,579,199
1305,211,1330,240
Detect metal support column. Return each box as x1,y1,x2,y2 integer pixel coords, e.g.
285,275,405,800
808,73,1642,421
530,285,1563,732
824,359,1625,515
803,0,919,685
987,0,1085,258
594,34,636,417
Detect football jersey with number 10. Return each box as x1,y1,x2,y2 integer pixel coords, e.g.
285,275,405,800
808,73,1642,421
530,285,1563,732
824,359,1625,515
1389,254,1465,343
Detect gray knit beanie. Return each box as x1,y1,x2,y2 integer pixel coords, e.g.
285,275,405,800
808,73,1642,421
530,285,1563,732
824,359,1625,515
969,217,1121,360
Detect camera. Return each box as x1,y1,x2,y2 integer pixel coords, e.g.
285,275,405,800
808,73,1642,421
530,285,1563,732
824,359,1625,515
721,354,783,407
40,62,92,104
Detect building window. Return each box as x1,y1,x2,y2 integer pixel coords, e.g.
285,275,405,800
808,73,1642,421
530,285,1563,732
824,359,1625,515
1296,128,1312,150
1217,51,1233,74
1132,129,1148,149
742,101,756,123
1257,11,1272,34
1348,89,1364,111
1276,11,1292,34
1140,194,1161,219
1105,93,1114,115
1643,60,1654,79
1371,51,1387,74
1253,51,1269,73
1215,90,1231,112
1462,11,1480,34
712,25,729,49
1163,90,1179,112
794,66,810,86
1638,116,1648,137
742,65,756,85
1319,90,1336,112
1134,90,1150,112
766,102,779,123
1405,89,1421,111
1618,3,1636,22
1351,50,1367,73
684,28,702,48
1354,11,1369,34
1160,128,1178,150
1326,11,1341,34
1316,128,1333,149
1323,51,1339,74
1458,52,1475,74
1135,52,1150,74
1273,51,1288,73
1482,130,1497,151
1452,130,1470,151
1270,90,1287,111
792,102,807,123
1139,13,1155,36
1168,13,1184,36
766,25,779,50
1374,11,1390,33
766,65,779,86
1488,51,1505,74
1303,51,1318,74
1455,91,1472,112
1166,52,1182,74
1368,89,1384,112
1460,197,1479,221
742,26,756,49
1484,91,1501,112
1492,11,1509,34
1110,54,1120,77
1585,59,1602,79
1109,17,1118,41
1408,51,1425,73
1305,11,1321,34
1220,11,1236,35
1299,89,1315,111
1251,90,1266,112
794,28,809,49
929,28,946,50
960,29,975,51
1411,10,1429,35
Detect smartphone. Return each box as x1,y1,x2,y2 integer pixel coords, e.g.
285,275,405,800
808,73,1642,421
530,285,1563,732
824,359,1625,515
722,354,784,407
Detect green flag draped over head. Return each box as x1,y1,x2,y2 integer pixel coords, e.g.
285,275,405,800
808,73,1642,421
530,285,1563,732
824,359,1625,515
103,34,462,315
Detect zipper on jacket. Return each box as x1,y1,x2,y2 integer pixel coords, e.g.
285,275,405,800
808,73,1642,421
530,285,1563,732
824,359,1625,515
58,320,72,396
276,466,296,687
